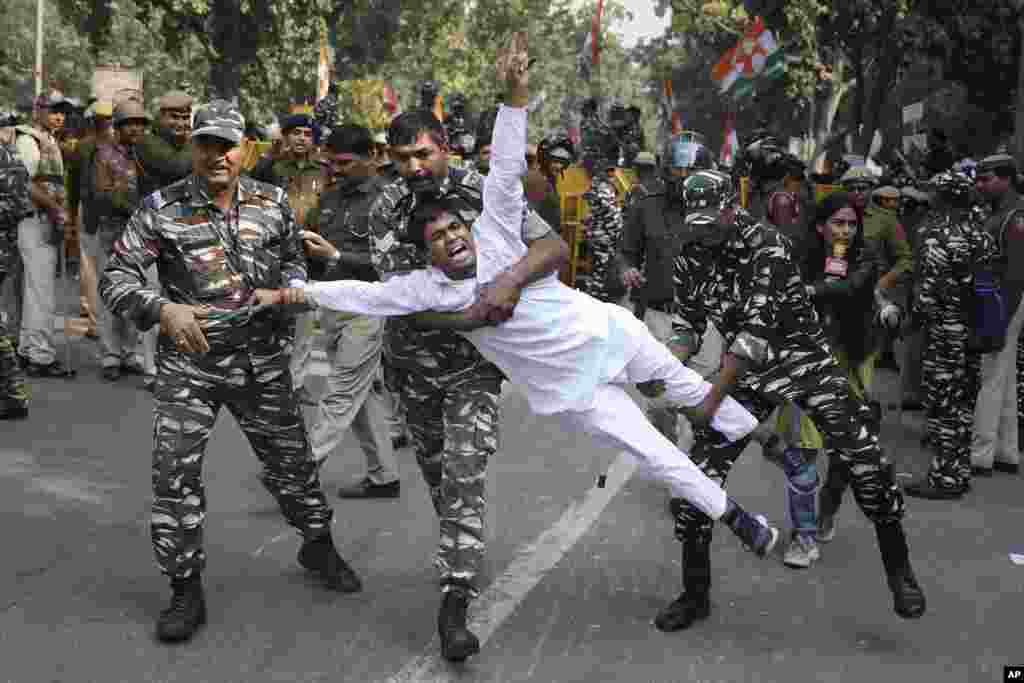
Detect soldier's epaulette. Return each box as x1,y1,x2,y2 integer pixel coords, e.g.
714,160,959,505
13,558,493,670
151,178,192,211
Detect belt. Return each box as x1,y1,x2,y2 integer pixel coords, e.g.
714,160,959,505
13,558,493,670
646,300,675,313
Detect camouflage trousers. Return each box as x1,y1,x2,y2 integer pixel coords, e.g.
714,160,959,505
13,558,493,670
150,335,333,579
0,313,28,408
922,318,977,491
397,364,502,598
675,365,905,544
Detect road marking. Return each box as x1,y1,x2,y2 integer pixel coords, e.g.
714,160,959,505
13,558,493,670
385,451,638,683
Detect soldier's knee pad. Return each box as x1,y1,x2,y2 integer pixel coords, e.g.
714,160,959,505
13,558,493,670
783,448,819,494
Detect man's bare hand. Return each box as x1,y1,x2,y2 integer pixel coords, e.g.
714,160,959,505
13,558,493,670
496,31,530,108
301,230,340,261
621,267,645,290
253,288,307,307
160,303,210,355
476,272,523,324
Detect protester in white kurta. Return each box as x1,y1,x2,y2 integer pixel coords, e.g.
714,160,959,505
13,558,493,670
298,105,771,535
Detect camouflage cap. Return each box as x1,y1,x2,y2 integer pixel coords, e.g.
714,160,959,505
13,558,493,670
192,100,245,144
682,169,738,220
157,90,194,111
874,185,900,200
926,170,973,201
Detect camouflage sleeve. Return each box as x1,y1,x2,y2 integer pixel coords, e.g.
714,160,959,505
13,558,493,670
368,181,424,279
913,232,944,325
729,246,786,367
277,193,307,286
98,198,170,332
671,254,706,349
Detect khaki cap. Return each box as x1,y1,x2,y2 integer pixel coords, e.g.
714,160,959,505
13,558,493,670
92,99,114,117
157,90,194,111
113,99,151,126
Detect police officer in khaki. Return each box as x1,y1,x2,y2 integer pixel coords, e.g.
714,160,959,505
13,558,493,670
15,93,74,376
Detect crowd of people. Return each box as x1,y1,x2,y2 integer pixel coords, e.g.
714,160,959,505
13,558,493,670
0,30,1021,665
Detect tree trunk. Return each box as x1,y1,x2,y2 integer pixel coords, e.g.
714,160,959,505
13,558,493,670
208,0,244,102
858,8,901,157
1016,13,1024,163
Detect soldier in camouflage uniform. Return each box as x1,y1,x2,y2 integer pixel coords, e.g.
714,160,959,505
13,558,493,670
367,102,565,662
903,171,997,499
577,108,625,303
657,170,925,634
98,100,359,645
0,111,31,419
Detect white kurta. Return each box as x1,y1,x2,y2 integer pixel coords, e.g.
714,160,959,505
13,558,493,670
305,105,637,415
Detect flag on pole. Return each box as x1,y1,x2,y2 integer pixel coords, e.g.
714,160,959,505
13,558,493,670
433,95,445,127
710,17,785,100
316,32,330,103
720,112,739,167
576,0,605,82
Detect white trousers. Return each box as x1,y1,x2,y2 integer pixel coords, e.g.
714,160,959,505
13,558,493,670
972,296,1024,468
557,314,758,520
82,230,141,368
309,312,397,484
16,215,57,364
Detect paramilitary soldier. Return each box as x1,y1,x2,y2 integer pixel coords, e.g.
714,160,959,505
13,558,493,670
577,109,625,303
903,171,997,500
99,100,359,644
0,111,31,419
368,107,565,662
656,170,926,633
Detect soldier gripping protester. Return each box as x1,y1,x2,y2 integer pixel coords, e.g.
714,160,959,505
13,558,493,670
98,100,359,645
0,111,31,420
659,170,925,633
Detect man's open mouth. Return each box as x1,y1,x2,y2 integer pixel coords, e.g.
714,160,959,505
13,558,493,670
448,242,468,258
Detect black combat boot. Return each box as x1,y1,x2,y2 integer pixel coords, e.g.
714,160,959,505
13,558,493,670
156,575,206,643
438,586,480,662
298,533,363,592
875,521,926,619
654,538,712,632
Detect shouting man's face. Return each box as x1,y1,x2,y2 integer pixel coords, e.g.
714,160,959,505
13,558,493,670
424,210,476,280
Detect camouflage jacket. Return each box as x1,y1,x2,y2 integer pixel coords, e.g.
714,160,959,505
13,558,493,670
914,209,997,327
99,175,305,346
136,127,192,198
368,165,554,378
578,176,625,302
673,212,836,387
0,131,31,279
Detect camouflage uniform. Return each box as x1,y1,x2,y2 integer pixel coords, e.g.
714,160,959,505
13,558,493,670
0,130,31,412
578,177,625,302
915,209,997,491
368,165,551,597
98,174,333,579
672,211,906,545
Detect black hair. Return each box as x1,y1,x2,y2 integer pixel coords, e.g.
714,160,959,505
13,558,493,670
388,109,447,148
404,195,476,252
804,191,875,364
326,124,373,156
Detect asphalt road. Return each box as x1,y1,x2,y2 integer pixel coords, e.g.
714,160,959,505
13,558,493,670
1,334,1022,683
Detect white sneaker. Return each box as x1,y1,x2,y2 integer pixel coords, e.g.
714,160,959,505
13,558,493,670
783,534,820,569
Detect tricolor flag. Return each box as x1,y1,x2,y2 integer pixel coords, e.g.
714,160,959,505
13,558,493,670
711,17,785,100
316,33,330,103
720,112,738,167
